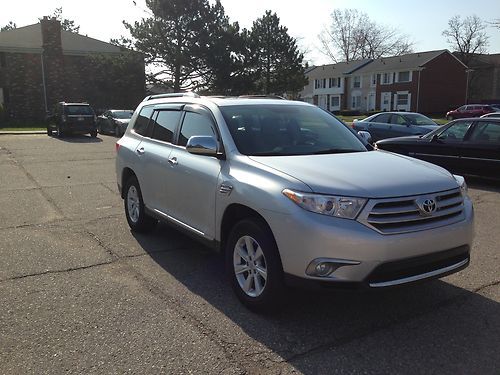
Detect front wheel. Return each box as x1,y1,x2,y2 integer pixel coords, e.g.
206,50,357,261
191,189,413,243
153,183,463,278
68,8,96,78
226,219,285,312
124,175,157,232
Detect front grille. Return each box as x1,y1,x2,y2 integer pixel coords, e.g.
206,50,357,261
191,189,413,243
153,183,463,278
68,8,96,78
358,188,465,234
366,245,470,285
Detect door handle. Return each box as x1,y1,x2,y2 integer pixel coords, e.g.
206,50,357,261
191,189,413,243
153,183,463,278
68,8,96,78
136,147,145,155
168,157,178,165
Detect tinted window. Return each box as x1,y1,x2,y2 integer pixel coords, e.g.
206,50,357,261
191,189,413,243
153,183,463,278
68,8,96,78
112,110,134,119
404,113,436,126
372,113,391,123
133,106,154,136
178,112,216,147
391,115,406,125
220,104,366,156
65,105,94,115
151,110,181,143
438,121,472,141
470,122,500,143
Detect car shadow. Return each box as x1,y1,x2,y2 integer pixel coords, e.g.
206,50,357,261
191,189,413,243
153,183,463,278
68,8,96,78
132,224,500,374
466,176,500,193
52,134,103,143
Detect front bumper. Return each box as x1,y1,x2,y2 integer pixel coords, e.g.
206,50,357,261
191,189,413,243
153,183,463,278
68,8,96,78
265,197,474,288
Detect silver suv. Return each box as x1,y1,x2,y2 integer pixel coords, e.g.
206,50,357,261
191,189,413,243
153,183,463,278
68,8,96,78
116,93,474,311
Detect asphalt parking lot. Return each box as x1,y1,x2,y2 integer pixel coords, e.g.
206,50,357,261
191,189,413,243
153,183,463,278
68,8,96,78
0,133,499,374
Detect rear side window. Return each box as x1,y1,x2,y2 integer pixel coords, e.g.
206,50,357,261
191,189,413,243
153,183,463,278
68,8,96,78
178,112,216,147
372,113,391,123
134,106,154,136
470,122,500,143
65,105,94,115
151,110,181,143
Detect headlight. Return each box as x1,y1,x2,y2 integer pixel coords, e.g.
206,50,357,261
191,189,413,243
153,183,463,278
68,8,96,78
282,189,367,219
453,175,468,197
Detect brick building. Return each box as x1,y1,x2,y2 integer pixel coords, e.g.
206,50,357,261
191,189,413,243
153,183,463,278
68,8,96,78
0,18,145,123
300,50,468,115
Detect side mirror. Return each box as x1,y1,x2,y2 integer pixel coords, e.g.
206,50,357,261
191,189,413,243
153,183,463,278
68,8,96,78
357,130,372,144
186,135,219,157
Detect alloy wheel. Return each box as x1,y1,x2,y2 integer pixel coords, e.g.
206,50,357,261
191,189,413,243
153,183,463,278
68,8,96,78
233,235,268,297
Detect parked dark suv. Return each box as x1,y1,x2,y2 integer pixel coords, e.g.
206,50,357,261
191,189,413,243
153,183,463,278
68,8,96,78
47,102,98,137
446,104,495,120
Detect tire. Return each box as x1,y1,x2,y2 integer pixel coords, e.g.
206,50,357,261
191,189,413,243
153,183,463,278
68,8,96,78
226,218,285,312
90,129,98,138
124,175,157,232
97,123,103,134
47,127,53,136
57,124,64,138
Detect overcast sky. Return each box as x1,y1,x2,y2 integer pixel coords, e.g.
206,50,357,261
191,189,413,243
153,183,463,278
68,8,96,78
1,0,499,65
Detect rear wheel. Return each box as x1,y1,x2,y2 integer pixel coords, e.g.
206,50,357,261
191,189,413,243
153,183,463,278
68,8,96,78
47,127,53,136
57,124,64,138
90,129,97,138
124,175,157,232
226,219,285,312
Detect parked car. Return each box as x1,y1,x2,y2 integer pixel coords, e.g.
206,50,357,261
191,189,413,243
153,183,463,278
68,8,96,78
446,104,495,120
97,110,134,137
47,102,97,137
375,118,500,180
116,93,473,311
480,112,500,119
352,112,439,142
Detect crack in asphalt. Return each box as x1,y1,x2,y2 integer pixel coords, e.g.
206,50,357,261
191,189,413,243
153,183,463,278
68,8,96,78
281,279,500,366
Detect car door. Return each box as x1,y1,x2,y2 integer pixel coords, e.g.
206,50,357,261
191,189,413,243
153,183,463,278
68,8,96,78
409,120,473,173
99,111,110,132
459,120,500,178
388,114,410,138
166,105,223,240
366,113,392,141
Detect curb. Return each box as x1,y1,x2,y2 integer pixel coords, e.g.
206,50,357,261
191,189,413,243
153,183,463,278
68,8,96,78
0,131,47,135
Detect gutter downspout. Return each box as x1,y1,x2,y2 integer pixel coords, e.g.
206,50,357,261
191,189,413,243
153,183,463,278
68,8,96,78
416,67,424,112
40,53,48,114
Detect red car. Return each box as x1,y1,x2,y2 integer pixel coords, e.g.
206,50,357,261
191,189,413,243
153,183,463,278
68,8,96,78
446,104,495,120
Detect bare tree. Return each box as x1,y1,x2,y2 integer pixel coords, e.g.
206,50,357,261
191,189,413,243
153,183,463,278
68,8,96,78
442,15,489,65
1,21,17,31
318,9,413,63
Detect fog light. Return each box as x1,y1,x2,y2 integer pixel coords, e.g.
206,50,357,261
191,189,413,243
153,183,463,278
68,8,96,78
315,262,333,277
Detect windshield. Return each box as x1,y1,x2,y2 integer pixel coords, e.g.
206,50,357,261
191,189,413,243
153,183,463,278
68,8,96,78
112,110,134,119
66,105,94,115
404,113,436,126
220,104,366,156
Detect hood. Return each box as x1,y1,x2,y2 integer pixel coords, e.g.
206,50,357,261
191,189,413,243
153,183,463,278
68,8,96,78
249,151,458,198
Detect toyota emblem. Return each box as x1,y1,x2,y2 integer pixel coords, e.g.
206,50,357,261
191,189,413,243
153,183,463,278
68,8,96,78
416,197,437,216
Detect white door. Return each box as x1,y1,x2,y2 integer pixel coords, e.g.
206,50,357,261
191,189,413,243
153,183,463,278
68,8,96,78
318,95,328,110
381,92,391,111
367,92,375,111
394,92,411,111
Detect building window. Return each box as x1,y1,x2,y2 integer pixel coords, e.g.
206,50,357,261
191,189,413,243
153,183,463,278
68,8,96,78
337,77,341,87
382,73,391,84
371,74,376,86
398,71,410,82
397,93,409,106
353,76,361,88
351,95,361,109
331,96,340,108
329,78,334,88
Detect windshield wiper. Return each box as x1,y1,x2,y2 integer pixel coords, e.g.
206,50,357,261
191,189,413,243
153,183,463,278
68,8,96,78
312,149,363,155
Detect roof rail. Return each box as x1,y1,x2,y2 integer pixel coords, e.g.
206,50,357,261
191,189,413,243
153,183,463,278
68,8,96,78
238,94,286,100
143,92,200,101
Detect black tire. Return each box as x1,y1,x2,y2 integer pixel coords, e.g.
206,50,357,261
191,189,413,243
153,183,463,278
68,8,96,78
57,124,64,138
97,123,103,134
90,129,98,138
124,175,157,232
226,218,285,312
47,127,53,136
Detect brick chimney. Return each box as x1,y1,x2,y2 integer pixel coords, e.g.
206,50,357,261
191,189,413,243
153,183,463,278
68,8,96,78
40,16,64,109
40,17,62,56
